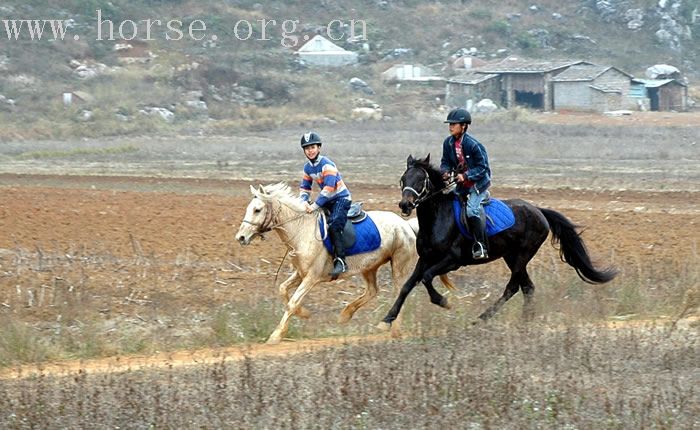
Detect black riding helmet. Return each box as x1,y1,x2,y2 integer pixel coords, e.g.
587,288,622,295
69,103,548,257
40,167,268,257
300,131,323,148
444,108,472,124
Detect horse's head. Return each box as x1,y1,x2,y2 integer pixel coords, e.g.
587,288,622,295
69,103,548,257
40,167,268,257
235,185,273,245
398,154,432,216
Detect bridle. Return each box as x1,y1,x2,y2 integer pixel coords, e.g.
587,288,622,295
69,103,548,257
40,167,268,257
241,200,306,236
401,166,455,210
400,166,431,203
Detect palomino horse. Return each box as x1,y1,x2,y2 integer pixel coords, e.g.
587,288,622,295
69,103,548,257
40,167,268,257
379,155,617,329
235,183,452,344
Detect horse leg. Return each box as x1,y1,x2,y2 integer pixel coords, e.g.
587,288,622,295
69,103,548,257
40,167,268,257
278,271,311,319
379,258,426,328
387,247,418,338
478,272,520,321
420,257,461,309
339,269,378,324
267,275,320,344
478,251,538,321
520,271,536,321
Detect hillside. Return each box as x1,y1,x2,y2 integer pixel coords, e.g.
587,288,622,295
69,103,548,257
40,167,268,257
0,0,698,139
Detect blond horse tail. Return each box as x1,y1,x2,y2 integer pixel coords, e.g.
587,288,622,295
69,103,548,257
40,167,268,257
439,274,456,291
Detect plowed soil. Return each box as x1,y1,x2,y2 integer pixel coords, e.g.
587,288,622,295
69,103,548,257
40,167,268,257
0,173,698,378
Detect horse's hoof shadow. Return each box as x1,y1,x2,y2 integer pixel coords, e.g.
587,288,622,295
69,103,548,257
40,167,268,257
296,307,312,319
376,321,391,332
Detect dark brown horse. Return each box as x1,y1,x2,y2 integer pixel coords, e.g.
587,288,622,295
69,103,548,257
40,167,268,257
380,154,617,328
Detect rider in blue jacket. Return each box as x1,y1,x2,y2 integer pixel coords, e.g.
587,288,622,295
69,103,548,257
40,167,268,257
440,108,491,259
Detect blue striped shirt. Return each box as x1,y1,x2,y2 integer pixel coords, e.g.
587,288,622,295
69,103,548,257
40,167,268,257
299,155,351,209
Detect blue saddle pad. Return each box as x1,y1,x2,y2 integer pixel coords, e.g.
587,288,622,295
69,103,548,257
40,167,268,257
453,197,515,239
319,214,381,256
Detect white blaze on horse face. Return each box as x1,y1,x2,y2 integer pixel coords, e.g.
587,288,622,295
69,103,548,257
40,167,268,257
236,197,267,245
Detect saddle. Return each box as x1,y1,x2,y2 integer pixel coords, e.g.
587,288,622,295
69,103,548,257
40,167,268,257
452,194,516,239
459,191,491,230
318,202,381,255
322,202,367,249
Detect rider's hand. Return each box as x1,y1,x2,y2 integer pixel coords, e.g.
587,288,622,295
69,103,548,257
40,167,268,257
456,173,465,183
442,172,450,181
305,203,314,213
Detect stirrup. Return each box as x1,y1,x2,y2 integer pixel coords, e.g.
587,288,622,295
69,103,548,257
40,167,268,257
330,257,347,279
472,242,488,260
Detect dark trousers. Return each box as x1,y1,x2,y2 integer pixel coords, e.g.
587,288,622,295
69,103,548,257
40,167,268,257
325,198,351,258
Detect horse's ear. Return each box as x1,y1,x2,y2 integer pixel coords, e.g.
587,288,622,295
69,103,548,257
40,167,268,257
250,185,258,196
258,184,266,195
424,153,431,164
407,154,414,167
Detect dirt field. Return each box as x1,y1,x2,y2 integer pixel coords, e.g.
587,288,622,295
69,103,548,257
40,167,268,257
0,114,698,427
0,114,698,376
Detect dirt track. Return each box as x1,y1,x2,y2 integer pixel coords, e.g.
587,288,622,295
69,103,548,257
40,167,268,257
0,334,386,379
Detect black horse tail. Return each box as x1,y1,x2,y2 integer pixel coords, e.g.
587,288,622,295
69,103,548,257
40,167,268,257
539,208,618,284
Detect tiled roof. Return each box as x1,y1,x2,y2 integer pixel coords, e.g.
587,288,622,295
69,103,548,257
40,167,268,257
632,78,687,88
479,59,590,73
446,70,499,84
552,64,633,82
551,65,611,81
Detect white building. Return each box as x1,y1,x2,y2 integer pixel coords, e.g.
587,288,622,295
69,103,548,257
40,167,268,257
295,35,358,67
381,64,437,81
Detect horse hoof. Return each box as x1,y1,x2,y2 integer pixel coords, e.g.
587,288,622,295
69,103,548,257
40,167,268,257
338,311,353,324
376,321,391,332
441,297,452,310
266,335,282,345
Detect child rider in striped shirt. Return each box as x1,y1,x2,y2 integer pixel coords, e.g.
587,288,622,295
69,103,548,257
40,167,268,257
299,131,352,279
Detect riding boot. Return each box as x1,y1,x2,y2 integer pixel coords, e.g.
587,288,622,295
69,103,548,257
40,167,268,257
467,216,489,260
329,229,347,280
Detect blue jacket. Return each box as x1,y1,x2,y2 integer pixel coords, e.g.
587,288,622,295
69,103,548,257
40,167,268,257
440,133,491,193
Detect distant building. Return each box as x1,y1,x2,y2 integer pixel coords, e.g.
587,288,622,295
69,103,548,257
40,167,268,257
381,64,444,89
631,79,688,111
381,64,437,81
477,58,592,110
442,56,689,113
551,64,635,111
295,35,358,67
445,71,500,108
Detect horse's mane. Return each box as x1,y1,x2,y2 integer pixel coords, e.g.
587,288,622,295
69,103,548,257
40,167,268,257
412,157,447,189
258,182,307,212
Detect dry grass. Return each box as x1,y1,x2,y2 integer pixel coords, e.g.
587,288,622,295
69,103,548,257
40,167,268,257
0,241,696,367
0,322,696,428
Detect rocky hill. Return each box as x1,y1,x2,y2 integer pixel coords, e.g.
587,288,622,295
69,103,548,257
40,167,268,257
0,0,698,139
